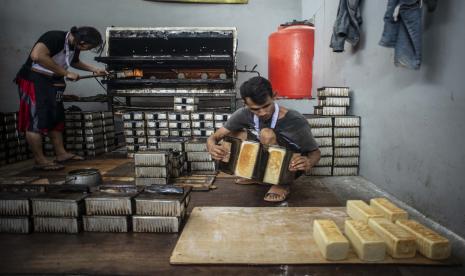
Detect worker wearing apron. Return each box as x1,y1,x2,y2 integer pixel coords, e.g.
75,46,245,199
15,26,107,170
207,76,321,202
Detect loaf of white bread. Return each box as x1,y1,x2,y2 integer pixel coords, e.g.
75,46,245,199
346,200,383,223
234,141,260,179
344,219,386,261
262,146,286,185
396,219,451,260
370,198,408,222
313,219,349,260
368,218,417,258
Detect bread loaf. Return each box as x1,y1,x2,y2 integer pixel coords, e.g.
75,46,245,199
234,141,260,178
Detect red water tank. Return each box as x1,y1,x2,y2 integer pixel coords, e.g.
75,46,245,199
268,24,315,98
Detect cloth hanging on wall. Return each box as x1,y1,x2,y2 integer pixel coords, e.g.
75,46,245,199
379,0,437,70
330,0,363,52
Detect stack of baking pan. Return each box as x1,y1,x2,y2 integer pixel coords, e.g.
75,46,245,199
306,116,334,176
134,150,175,186
191,112,215,137
332,116,360,176
123,111,147,158
83,186,138,232
314,87,350,116
168,112,192,137
64,111,85,156
185,138,215,174
101,111,116,153
132,185,191,232
213,112,231,130
0,192,37,233
173,96,198,112
145,111,169,150
0,112,30,164
82,112,105,157
31,192,87,233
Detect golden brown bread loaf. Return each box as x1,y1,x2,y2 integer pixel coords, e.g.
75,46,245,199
263,147,286,184
234,141,260,178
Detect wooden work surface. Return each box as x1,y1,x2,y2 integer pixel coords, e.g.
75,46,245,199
0,157,462,275
171,207,448,265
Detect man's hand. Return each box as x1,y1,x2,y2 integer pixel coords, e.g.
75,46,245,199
289,155,311,172
65,71,80,81
208,143,229,161
92,67,109,76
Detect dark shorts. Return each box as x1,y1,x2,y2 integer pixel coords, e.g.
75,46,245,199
16,71,65,134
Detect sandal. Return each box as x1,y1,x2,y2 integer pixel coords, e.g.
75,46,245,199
34,162,65,171
55,154,84,163
264,185,290,202
235,178,260,185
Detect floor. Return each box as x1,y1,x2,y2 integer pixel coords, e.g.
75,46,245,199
0,156,463,275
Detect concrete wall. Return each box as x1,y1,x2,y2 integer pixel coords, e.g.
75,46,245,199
303,0,465,238
0,0,301,111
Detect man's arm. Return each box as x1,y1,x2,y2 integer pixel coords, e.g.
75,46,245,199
30,43,78,80
207,127,231,160
71,60,107,75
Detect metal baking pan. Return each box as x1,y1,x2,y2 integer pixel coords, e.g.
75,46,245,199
260,145,294,185
333,127,360,137
0,216,30,233
103,124,115,132
191,121,214,129
319,146,333,157
146,120,168,129
134,186,191,216
147,128,169,137
316,86,349,97
168,112,190,121
33,217,81,234
169,129,192,137
85,191,137,216
85,134,104,143
332,167,358,176
189,161,216,172
157,138,186,151
310,127,333,138
123,121,145,129
334,137,360,147
0,192,36,216
85,127,104,136
334,147,360,157
214,113,231,121
102,118,114,126
144,112,168,121
315,156,333,167
333,157,359,166
184,138,208,152
82,112,103,121
168,121,191,129
83,216,129,232
136,167,170,178
135,177,170,186
192,129,215,137
84,120,103,128
218,136,242,175
31,193,87,217
135,151,170,166
190,112,214,121
132,216,182,233
174,104,197,112
186,152,212,162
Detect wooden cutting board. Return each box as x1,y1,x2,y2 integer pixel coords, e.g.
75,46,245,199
170,207,452,265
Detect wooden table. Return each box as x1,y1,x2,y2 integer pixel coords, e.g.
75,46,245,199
0,158,462,275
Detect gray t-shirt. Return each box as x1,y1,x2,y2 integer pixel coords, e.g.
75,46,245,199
223,107,319,154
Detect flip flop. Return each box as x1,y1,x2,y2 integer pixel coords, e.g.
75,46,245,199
34,163,65,171
55,154,85,163
264,185,290,202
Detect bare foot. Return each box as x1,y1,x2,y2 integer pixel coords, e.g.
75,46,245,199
55,153,84,163
264,185,290,202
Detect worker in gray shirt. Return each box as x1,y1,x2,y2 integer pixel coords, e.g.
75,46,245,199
207,76,321,202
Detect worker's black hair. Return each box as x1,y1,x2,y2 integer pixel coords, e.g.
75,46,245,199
240,76,274,105
70,26,103,49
